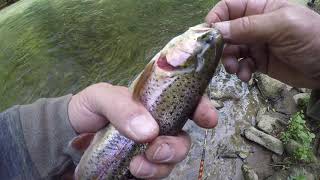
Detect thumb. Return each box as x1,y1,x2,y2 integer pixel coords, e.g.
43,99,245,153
214,13,278,44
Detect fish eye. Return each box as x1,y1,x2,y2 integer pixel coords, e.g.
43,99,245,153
198,33,214,44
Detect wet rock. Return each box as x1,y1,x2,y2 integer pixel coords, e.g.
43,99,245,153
248,78,254,86
210,99,224,109
257,114,283,135
256,108,267,119
271,154,283,164
293,93,311,105
297,88,312,93
238,151,249,160
219,153,238,159
210,89,241,101
265,170,289,180
255,74,287,100
219,150,250,160
244,127,284,155
242,164,259,180
273,89,298,115
209,65,245,102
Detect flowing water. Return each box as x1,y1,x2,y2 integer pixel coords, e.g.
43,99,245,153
0,0,274,179
0,0,217,110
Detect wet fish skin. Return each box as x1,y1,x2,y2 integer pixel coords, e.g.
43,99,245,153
75,24,224,180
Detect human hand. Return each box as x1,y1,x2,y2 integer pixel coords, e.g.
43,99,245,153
206,0,320,89
68,83,218,179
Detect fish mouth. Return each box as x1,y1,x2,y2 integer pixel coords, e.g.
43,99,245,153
156,36,217,72
155,26,222,73
156,55,176,71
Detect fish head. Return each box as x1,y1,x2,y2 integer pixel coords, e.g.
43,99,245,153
131,24,223,101
155,24,223,76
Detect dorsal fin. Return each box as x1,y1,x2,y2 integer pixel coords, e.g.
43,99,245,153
132,60,155,101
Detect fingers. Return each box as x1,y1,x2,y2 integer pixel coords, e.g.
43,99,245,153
145,132,191,163
70,83,159,142
222,56,239,74
192,96,218,128
221,44,257,81
222,44,249,74
205,0,289,44
69,83,219,142
237,58,255,82
205,0,281,24
130,155,175,179
222,56,255,82
130,132,191,179
214,13,277,44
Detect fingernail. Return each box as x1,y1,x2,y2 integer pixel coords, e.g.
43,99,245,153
129,115,157,140
134,158,156,178
214,22,231,40
153,143,174,162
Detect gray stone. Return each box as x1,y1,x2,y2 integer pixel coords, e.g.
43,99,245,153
293,93,311,105
265,171,288,180
257,114,282,135
238,151,249,160
210,90,241,101
273,89,298,115
297,88,312,93
271,154,283,164
255,74,286,100
256,108,267,120
219,153,238,159
210,99,224,109
242,164,259,180
244,127,284,155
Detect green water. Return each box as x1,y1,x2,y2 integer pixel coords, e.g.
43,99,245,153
0,0,218,110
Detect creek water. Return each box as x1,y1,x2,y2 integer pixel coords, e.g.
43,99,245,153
0,0,271,179
0,0,216,110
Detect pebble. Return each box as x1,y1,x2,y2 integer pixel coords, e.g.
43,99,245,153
244,126,284,155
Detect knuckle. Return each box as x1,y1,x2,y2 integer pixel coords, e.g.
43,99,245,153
129,156,143,176
93,82,112,89
155,165,174,179
240,16,254,33
155,135,171,143
279,8,303,29
281,10,295,25
180,141,190,157
129,106,148,117
85,82,113,95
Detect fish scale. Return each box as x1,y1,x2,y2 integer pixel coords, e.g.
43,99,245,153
75,24,224,179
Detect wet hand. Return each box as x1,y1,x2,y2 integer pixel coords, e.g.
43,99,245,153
68,83,218,179
206,0,320,88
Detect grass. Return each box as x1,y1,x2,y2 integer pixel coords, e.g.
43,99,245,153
297,96,310,111
281,111,315,162
288,174,307,180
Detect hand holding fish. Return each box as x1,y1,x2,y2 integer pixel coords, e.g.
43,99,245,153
206,0,320,88
68,83,218,179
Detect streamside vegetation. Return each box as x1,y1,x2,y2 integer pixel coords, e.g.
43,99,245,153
281,111,315,162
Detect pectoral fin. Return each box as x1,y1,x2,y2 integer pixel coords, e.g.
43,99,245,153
67,133,95,164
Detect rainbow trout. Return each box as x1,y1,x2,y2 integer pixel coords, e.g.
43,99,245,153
75,24,223,179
